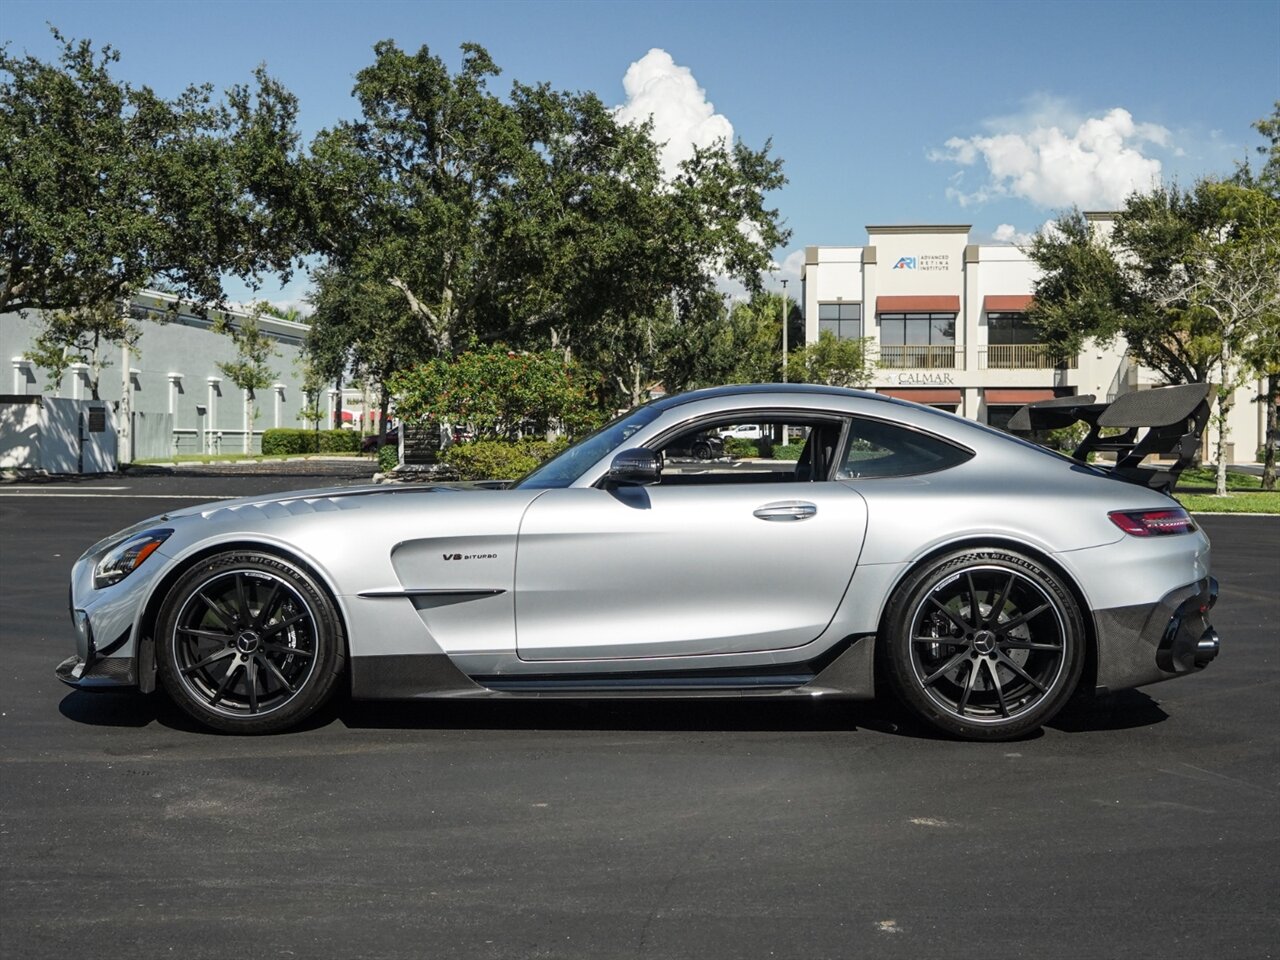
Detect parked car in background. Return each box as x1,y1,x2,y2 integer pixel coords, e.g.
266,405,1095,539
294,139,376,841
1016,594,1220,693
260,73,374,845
664,431,724,461
361,427,398,453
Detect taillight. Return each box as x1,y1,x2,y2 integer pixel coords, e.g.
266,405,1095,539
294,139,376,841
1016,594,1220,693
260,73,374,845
1108,508,1196,537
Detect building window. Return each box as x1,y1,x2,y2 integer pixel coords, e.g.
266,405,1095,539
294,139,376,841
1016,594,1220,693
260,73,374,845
878,312,959,369
818,302,863,340
984,406,1020,431
982,312,1076,369
879,312,956,346
987,312,1038,345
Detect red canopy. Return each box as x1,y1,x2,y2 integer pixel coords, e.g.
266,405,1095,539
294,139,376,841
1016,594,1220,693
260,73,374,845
879,388,963,405
983,294,1035,312
876,295,961,313
985,388,1058,405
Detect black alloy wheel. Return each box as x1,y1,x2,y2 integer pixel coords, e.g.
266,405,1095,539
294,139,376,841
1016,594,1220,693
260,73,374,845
156,551,345,734
883,549,1084,740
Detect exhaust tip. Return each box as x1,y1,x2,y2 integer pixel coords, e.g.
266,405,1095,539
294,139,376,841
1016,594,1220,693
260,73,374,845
1194,627,1220,668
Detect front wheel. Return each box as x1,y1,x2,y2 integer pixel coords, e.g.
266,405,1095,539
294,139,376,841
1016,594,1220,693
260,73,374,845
882,549,1085,740
155,551,345,734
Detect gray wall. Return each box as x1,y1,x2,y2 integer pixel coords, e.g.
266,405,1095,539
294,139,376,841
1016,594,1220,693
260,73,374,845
1,291,318,459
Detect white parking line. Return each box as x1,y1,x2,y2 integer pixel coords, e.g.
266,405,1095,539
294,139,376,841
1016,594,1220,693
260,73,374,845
3,485,131,491
0,492,233,499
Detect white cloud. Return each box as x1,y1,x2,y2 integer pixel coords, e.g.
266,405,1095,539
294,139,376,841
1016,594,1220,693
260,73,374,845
933,105,1172,210
778,248,805,283
992,223,1031,245
716,248,804,303
268,298,313,319
978,219,1060,247
614,48,734,180
226,296,313,320
615,49,786,294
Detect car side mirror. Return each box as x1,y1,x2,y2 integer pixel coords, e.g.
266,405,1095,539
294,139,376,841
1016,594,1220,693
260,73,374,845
607,447,662,486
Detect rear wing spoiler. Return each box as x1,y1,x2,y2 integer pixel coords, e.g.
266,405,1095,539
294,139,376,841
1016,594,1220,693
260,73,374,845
1008,384,1211,493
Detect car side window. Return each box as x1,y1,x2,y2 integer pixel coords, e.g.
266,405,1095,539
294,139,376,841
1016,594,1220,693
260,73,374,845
837,418,973,479
654,417,845,486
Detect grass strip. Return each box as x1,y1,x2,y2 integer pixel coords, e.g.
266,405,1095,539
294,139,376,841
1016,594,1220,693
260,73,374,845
1177,467,1262,490
133,452,369,465
1175,491,1280,514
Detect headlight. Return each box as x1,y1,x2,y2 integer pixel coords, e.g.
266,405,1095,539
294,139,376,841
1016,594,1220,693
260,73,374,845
93,529,172,589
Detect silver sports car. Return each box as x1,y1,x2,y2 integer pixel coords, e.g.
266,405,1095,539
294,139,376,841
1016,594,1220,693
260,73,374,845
58,384,1220,740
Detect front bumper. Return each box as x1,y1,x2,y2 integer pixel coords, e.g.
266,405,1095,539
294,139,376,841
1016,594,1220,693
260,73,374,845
56,540,168,692
56,585,137,691
56,653,136,690
1094,576,1219,693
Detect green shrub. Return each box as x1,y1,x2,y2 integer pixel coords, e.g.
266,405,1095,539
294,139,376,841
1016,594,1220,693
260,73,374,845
388,347,602,441
443,439,569,481
377,444,399,473
1045,422,1090,452
723,437,807,459
775,443,805,461
261,428,361,455
318,429,361,453
262,428,317,455
723,437,759,458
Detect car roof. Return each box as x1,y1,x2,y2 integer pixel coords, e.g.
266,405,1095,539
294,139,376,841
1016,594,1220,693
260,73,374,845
646,383,895,413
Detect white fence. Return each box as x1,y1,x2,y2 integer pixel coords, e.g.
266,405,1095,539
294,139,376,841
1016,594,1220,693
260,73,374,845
0,396,118,473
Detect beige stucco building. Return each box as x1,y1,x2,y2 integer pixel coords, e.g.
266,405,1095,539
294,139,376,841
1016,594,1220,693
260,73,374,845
800,223,1269,462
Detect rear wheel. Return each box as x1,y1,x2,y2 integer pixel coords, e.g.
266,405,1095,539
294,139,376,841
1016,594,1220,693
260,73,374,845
156,551,345,734
883,549,1084,740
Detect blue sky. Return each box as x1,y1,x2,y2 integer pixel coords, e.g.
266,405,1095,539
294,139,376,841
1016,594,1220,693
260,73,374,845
5,0,1278,307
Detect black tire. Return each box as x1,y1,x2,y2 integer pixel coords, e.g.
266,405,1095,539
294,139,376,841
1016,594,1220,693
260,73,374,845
882,549,1085,741
155,551,345,734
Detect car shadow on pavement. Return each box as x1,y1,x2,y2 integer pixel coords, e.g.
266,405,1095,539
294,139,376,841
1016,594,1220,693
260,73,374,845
336,688,1166,739
58,688,904,736
1049,689,1168,732
58,687,1168,738
336,696,903,735
59,689,208,732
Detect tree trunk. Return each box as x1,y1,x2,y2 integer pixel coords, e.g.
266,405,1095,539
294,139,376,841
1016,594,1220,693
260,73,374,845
244,391,254,455
550,328,573,365
90,331,102,401
440,274,455,356
1214,354,1230,498
1264,373,1278,492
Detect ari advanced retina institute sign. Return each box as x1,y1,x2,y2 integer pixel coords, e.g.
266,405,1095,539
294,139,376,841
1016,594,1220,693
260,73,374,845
891,254,952,272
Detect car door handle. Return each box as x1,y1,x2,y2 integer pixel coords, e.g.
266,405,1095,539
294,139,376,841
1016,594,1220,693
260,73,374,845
753,501,818,522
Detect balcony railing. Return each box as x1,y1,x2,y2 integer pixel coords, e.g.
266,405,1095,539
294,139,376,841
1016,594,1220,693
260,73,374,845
878,345,963,370
980,345,1078,369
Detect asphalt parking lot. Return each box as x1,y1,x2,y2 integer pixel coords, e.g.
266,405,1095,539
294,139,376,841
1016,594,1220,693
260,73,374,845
1,466,1277,960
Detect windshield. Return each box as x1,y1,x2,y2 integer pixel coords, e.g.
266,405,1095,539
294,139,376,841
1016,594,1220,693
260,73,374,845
514,406,664,489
